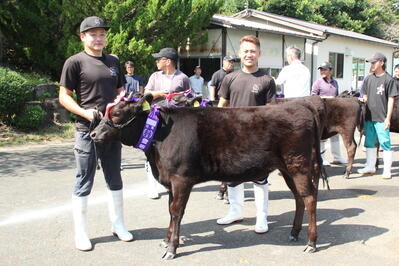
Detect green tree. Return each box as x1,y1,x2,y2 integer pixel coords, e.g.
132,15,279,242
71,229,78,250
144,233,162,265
103,0,223,76
0,0,62,74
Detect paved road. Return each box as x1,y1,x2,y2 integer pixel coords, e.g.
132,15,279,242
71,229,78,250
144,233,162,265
1,135,399,266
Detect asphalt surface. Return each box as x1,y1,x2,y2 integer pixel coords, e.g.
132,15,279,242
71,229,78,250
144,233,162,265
1,134,399,266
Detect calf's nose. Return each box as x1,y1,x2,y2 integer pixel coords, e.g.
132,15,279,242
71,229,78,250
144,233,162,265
90,132,96,139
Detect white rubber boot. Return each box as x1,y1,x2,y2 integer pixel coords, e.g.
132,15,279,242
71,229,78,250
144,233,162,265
320,140,330,166
254,183,269,234
330,135,347,164
108,189,133,242
217,184,244,225
145,161,160,199
358,148,377,174
382,150,393,179
72,195,92,251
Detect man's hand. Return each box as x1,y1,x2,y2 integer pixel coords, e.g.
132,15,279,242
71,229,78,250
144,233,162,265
384,117,390,130
83,109,103,122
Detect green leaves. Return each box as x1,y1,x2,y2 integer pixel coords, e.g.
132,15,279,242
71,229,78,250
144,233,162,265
104,0,223,76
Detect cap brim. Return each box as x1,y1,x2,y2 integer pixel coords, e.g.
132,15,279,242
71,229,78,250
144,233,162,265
318,66,330,70
80,26,110,33
366,58,377,63
152,53,162,58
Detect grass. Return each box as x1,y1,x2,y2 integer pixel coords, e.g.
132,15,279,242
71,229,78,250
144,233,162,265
0,122,75,147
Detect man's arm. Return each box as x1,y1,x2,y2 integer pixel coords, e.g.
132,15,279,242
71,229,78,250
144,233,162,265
209,85,216,101
311,81,320,96
218,97,229,107
385,96,395,130
144,88,169,98
59,86,97,122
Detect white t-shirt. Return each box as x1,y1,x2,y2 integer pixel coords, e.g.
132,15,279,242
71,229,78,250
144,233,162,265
276,60,310,98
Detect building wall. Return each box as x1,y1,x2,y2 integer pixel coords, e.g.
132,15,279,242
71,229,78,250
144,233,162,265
181,27,396,92
315,35,395,92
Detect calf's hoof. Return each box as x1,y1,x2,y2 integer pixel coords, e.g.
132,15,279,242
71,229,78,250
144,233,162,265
160,240,168,248
303,244,317,253
162,251,176,260
215,193,223,200
289,235,298,242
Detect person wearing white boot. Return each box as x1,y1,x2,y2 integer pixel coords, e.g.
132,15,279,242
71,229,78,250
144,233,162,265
217,35,275,233
311,62,347,166
59,16,133,251
216,181,269,234
357,53,398,179
145,160,160,199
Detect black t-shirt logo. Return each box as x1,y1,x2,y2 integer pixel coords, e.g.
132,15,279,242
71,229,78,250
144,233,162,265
109,67,118,77
376,84,384,95
251,84,260,93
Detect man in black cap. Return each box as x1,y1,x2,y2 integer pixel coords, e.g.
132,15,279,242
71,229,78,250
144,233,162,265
143,47,191,199
59,16,133,251
311,61,347,166
358,53,398,179
208,55,235,101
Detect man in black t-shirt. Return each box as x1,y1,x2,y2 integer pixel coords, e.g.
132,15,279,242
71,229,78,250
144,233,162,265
358,53,398,179
59,16,132,251
208,56,235,101
216,35,276,234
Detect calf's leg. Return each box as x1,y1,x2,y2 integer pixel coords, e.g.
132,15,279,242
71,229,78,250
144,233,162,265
303,194,318,253
340,133,357,179
162,180,193,260
281,172,305,241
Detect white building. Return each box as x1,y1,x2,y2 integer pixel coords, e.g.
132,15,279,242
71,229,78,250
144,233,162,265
179,9,398,93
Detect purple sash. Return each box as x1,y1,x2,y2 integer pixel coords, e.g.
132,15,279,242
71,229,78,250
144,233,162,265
134,97,211,152
134,105,160,151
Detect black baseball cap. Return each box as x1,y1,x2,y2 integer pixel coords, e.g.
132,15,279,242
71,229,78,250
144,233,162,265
152,48,178,61
318,62,333,70
366,52,387,63
223,55,235,61
80,16,110,33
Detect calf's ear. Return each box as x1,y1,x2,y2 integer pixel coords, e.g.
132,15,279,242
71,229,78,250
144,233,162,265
138,93,154,111
188,96,202,107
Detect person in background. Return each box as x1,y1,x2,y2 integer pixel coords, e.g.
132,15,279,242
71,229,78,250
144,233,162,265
144,47,191,199
357,53,398,179
217,35,276,234
311,61,347,165
59,16,133,251
394,64,399,79
189,66,204,96
275,46,310,98
209,56,235,101
125,61,144,94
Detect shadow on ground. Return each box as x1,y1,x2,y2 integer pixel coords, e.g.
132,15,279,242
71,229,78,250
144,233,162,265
90,207,387,259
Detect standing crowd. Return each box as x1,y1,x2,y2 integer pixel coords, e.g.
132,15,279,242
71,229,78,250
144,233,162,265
59,15,398,251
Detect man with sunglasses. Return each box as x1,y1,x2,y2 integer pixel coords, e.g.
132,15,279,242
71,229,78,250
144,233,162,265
59,16,133,251
144,47,191,199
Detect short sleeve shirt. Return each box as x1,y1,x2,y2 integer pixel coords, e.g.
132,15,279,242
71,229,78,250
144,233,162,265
189,75,204,94
361,73,398,122
276,60,310,98
219,69,276,107
60,51,125,130
210,69,232,98
311,78,339,97
145,70,190,92
125,75,140,93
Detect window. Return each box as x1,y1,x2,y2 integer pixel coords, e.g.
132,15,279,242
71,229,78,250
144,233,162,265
329,52,344,78
352,58,365,91
262,68,282,78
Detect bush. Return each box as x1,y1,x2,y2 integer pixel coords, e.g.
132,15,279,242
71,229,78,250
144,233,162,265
14,105,46,130
0,67,34,123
